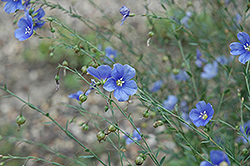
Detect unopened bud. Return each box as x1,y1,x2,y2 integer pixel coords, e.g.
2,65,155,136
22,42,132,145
16,115,26,125
108,125,117,132
55,75,60,82
135,156,144,165
81,66,87,74
49,52,54,57
82,124,89,131
97,131,105,142
50,27,56,33
46,17,54,22
105,105,109,112
62,60,68,66
129,13,136,17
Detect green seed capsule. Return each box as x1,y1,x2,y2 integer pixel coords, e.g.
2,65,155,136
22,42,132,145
79,94,87,103
50,27,56,33
62,60,68,66
46,17,54,22
157,120,163,126
135,156,144,165
148,31,154,37
82,124,89,131
97,131,105,142
108,125,116,132
16,115,26,125
142,110,150,118
55,75,60,82
172,68,180,75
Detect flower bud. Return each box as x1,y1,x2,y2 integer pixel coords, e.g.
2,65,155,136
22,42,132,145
50,27,56,33
82,124,89,131
148,31,154,37
79,94,87,103
135,156,144,165
108,125,117,132
62,60,68,66
55,75,60,82
129,13,136,17
81,66,87,74
49,52,54,57
97,131,105,142
142,110,150,118
16,115,26,125
46,17,54,22
235,125,239,131
104,105,109,112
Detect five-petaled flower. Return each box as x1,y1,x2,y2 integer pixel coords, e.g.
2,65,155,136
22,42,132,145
230,32,250,64
124,128,142,145
150,80,163,92
105,46,117,62
14,12,34,41
119,6,130,25
201,61,218,80
87,65,112,84
1,0,24,14
189,101,214,127
200,150,230,166
103,63,137,102
163,95,178,111
171,70,190,81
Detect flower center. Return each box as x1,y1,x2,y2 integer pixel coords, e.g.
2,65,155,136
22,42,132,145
219,161,228,166
244,43,250,51
25,26,32,35
116,78,125,86
199,111,208,120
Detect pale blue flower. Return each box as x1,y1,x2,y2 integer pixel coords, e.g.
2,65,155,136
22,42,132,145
201,61,218,80
124,128,141,145
150,80,163,92
163,95,178,111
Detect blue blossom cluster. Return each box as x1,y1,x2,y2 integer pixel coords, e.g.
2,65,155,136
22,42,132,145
69,63,137,102
1,0,45,41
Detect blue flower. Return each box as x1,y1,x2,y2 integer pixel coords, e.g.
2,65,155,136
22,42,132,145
150,80,163,92
171,70,190,81
180,100,189,112
87,65,112,84
189,101,214,127
229,32,250,64
163,95,178,111
238,120,250,143
103,63,137,102
201,61,218,80
14,12,34,41
105,46,117,62
180,11,192,28
119,6,130,25
195,49,207,68
200,150,230,166
1,0,24,14
32,8,45,30
216,55,228,65
68,91,84,101
124,128,141,145
23,0,31,10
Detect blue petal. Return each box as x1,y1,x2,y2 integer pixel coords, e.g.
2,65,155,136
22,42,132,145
126,137,134,145
4,1,16,14
123,64,136,81
237,32,250,45
34,8,45,20
17,17,28,28
238,52,250,64
103,78,117,92
210,150,230,165
121,80,137,96
193,119,203,127
111,63,124,80
200,161,213,166
133,128,141,140
113,87,129,101
97,65,112,79
87,66,101,79
229,42,245,55
196,101,206,112
189,109,200,121
206,103,214,117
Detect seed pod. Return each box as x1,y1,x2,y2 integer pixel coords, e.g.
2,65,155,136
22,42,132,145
50,27,56,33
79,94,87,103
153,122,159,128
135,156,144,165
142,110,150,118
16,115,26,125
46,17,54,22
148,31,154,38
172,68,180,75
82,124,89,131
62,60,68,66
97,131,105,142
108,125,116,132
157,120,163,126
